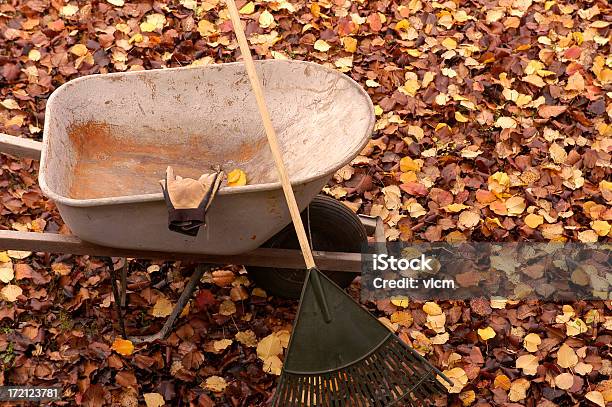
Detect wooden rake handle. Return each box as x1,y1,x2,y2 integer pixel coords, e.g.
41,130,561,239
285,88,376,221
225,0,316,270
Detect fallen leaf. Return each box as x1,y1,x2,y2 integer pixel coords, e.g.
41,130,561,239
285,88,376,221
554,372,574,390
1,284,22,302
314,39,331,52
256,334,282,359
516,354,539,375
423,302,442,316
227,169,247,186
111,338,134,356
509,378,530,401
151,297,173,318
440,367,468,393
523,333,541,352
557,343,578,368
478,326,496,341
585,391,605,407
144,393,165,407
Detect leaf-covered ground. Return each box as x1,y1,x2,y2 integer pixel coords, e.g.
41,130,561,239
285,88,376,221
0,0,611,405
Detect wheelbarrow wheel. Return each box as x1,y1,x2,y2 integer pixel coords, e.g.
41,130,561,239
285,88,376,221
247,194,366,299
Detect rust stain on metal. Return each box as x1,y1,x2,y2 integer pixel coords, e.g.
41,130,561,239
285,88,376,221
68,121,270,199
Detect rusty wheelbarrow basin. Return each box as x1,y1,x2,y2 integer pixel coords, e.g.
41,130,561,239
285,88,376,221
39,60,374,255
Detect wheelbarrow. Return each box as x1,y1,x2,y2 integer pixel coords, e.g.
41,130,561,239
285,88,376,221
0,58,452,406
0,59,380,338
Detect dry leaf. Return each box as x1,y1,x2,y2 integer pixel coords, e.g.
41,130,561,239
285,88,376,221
256,334,282,359
1,284,22,302
585,391,605,407
235,330,257,347
204,376,227,392
111,338,134,356
516,354,539,375
478,326,496,341
440,367,468,393
227,169,247,187
509,378,530,401
151,297,173,318
557,343,578,368
143,393,165,407
523,333,541,352
423,302,442,316
554,372,574,390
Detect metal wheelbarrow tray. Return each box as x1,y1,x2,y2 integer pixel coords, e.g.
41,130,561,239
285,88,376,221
37,60,374,255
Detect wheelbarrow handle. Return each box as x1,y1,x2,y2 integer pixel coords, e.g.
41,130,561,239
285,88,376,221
0,133,42,160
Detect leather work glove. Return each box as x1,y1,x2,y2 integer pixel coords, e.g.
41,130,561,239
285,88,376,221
160,166,224,236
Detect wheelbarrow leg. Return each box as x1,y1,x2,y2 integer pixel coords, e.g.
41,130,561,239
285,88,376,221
129,263,215,344
103,257,127,339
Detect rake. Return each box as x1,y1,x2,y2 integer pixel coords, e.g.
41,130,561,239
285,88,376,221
224,1,453,405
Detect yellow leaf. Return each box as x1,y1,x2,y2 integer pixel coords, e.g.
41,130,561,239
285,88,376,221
554,373,574,390
28,49,41,62
585,391,605,407
516,354,539,375
426,313,446,333
227,169,247,186
477,326,496,341
525,213,544,228
505,196,526,216
197,20,217,37
557,343,578,368
490,297,507,309
549,143,567,164
8,250,31,259
509,378,530,402
459,390,475,406
523,333,541,352
441,37,457,50
423,301,442,316
60,4,79,17
219,299,236,316
204,376,228,392
591,220,611,236
495,116,517,129
395,19,410,32
578,229,598,243
342,37,357,53
259,10,274,28
143,13,166,31
488,171,510,196
440,367,468,393
256,334,282,359
391,310,413,327
458,211,480,229
455,111,468,122
0,262,14,283
494,374,511,390
0,284,21,302
70,44,88,57
566,318,588,336
151,296,173,317
111,338,134,356
239,1,255,14
443,203,470,213
107,0,125,6
390,296,409,308
235,330,257,347
365,79,380,87
399,156,422,172
0,99,19,110
262,355,282,375
143,393,165,407
313,39,331,52
213,339,232,352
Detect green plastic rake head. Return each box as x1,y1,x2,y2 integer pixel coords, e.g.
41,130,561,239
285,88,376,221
273,268,451,406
